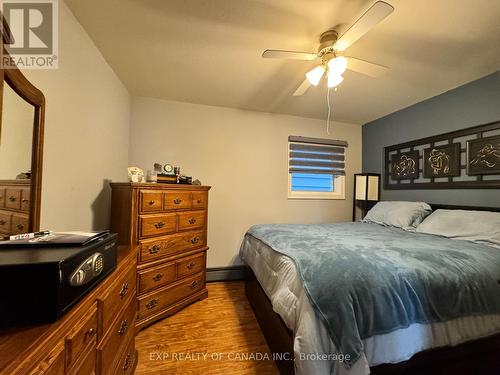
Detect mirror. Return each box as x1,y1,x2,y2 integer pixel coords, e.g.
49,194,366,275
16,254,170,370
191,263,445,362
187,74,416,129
0,47,45,237
0,82,34,236
0,83,34,179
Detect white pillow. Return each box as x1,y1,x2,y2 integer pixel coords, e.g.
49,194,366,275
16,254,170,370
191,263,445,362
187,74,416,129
416,209,500,248
362,201,432,230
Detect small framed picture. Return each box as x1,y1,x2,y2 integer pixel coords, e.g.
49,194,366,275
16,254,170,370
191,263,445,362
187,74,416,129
423,143,461,178
391,151,419,180
467,135,500,175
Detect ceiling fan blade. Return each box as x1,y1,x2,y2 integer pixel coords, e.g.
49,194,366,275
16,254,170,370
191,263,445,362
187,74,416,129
292,78,311,96
334,1,394,52
346,57,389,77
262,49,317,61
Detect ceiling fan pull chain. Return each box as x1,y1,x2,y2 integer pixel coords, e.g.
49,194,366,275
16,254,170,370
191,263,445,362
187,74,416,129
326,86,333,135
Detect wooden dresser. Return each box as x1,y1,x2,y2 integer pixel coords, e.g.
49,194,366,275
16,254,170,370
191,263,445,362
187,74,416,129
0,179,30,235
110,183,210,329
0,246,139,375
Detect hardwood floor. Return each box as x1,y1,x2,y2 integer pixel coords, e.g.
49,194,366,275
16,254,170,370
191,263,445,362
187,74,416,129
135,281,280,375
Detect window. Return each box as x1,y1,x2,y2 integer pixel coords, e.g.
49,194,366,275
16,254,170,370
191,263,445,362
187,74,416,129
288,136,346,199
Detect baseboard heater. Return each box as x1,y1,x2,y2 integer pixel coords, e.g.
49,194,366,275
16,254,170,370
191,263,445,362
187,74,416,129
206,266,248,282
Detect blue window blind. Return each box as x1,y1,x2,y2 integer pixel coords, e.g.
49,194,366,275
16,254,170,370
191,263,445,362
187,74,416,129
288,136,347,193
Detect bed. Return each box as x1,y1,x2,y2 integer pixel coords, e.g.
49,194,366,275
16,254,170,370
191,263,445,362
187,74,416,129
240,203,500,375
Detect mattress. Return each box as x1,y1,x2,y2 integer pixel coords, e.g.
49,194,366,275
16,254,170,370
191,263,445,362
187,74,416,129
240,234,500,375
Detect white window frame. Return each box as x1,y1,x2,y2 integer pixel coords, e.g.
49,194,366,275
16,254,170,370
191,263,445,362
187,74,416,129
287,165,346,200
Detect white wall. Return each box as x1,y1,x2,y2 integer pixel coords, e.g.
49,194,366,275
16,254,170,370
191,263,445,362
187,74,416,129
129,97,362,267
20,1,131,230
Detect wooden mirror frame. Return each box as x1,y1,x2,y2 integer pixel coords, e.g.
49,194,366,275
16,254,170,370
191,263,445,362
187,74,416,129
0,47,45,232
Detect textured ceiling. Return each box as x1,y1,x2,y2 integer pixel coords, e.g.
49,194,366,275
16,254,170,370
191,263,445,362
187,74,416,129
65,0,500,124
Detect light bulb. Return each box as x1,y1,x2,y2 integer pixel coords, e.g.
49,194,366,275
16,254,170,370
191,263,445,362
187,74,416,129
328,56,348,76
327,73,344,88
305,65,325,86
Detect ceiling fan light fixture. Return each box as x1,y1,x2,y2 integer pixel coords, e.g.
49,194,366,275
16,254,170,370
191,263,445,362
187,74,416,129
327,73,344,88
305,65,325,86
328,56,348,76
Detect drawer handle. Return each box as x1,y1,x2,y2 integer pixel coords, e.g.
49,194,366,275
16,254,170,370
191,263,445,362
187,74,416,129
118,320,128,336
146,298,159,310
188,218,196,224
173,198,182,205
189,280,198,290
186,262,196,270
86,327,95,338
17,224,24,230
149,244,160,254
8,196,16,202
123,353,132,371
197,199,202,204
154,221,165,229
119,282,129,299
21,199,29,203
152,273,164,282
148,200,155,206
0,220,5,225
191,236,200,244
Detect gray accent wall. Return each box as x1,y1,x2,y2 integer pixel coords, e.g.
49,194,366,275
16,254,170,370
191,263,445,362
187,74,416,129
363,71,500,207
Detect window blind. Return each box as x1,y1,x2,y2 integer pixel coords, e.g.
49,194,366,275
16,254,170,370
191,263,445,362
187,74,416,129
288,136,347,176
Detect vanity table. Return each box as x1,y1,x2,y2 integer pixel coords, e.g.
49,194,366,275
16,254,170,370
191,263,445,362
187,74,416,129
0,17,138,375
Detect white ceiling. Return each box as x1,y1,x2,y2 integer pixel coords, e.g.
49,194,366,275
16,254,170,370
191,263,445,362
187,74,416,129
65,0,500,124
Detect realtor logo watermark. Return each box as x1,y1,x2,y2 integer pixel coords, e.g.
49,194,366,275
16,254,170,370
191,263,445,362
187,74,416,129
1,0,58,69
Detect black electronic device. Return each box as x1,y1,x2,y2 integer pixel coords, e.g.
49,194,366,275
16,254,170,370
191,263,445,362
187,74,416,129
0,233,118,328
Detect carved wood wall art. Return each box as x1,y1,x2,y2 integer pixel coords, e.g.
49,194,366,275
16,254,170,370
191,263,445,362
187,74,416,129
391,151,419,180
423,143,461,178
467,135,500,175
384,120,500,189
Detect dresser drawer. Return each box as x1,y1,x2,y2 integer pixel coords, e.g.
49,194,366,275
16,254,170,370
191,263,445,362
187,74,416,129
5,188,21,210
67,344,95,375
164,191,192,210
20,188,30,211
65,305,97,370
191,191,207,209
177,252,206,279
139,213,177,238
11,213,29,234
139,230,206,263
113,336,136,375
0,212,11,233
98,264,137,331
140,190,163,213
138,261,176,293
138,272,205,319
28,342,65,375
177,210,205,231
97,300,136,375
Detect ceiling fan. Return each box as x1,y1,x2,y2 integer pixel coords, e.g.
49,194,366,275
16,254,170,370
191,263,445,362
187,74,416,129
262,1,394,96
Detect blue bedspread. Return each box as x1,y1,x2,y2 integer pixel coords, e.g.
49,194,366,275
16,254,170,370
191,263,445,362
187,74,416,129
245,222,500,368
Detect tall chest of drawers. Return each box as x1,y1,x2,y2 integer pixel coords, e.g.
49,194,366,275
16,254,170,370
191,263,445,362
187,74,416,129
110,183,210,329
0,179,30,235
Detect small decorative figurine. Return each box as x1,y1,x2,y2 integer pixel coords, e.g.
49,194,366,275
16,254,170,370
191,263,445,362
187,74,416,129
127,166,145,183
153,163,163,173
